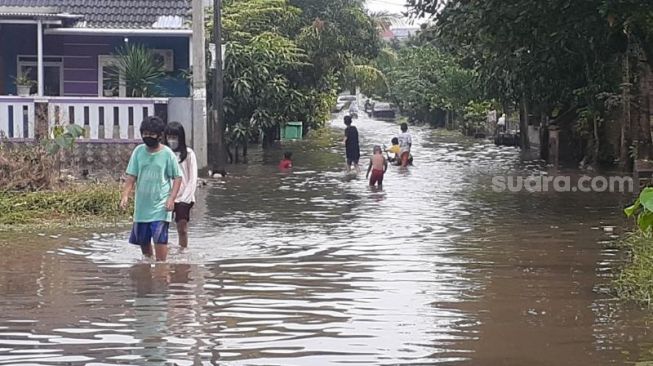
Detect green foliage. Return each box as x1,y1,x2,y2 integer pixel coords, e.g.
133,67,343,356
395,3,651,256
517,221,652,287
13,69,35,87
112,43,166,97
405,0,651,162
0,185,129,226
625,187,653,234
462,101,493,136
429,0,620,107
614,231,653,306
383,45,481,125
343,63,388,95
219,0,301,41
206,0,380,141
43,124,84,156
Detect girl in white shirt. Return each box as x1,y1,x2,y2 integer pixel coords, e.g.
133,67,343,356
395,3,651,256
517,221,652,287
164,122,198,249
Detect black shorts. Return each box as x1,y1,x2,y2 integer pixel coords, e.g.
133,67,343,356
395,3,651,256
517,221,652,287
173,202,194,223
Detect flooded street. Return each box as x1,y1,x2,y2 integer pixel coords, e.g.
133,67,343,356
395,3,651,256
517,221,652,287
2,114,653,365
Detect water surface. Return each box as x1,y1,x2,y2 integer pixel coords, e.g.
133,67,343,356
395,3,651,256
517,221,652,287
0,114,651,365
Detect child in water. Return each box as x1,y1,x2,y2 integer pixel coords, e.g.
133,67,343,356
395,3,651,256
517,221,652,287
386,137,401,163
387,137,413,166
120,116,182,262
398,123,413,167
164,122,198,250
279,151,293,170
366,145,388,187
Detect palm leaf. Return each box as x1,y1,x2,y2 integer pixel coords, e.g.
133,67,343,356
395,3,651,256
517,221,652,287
112,44,166,97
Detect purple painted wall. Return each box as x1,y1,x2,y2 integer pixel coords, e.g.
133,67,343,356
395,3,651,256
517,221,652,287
61,36,113,96
1,25,190,97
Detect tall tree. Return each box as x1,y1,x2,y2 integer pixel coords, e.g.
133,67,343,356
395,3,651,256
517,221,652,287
408,0,632,164
204,0,382,159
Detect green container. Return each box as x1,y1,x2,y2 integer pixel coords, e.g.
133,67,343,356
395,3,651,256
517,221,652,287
281,121,303,140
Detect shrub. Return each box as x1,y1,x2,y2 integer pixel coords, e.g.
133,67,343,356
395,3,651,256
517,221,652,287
0,185,129,225
0,141,55,191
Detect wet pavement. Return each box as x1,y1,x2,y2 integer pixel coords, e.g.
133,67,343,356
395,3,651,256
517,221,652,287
1,114,652,365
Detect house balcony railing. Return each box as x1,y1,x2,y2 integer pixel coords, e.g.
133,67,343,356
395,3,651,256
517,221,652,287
0,96,169,141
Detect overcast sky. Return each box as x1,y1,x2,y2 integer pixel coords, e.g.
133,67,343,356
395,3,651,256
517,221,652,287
366,0,408,13
366,0,429,26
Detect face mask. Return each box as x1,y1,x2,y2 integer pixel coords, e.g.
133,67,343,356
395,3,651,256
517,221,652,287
168,139,179,151
143,136,159,148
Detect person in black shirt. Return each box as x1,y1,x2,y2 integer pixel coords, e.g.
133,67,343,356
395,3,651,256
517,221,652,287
343,115,361,173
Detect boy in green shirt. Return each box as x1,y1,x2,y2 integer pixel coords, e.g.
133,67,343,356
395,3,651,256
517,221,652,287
120,116,182,261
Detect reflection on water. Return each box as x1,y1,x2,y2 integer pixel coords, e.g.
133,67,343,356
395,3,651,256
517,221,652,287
0,115,652,365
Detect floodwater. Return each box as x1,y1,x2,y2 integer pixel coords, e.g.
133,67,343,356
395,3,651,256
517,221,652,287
1,114,653,365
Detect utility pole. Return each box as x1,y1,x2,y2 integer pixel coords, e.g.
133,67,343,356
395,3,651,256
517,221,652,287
209,0,227,176
191,0,208,171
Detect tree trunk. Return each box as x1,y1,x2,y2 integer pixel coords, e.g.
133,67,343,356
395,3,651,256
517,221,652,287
262,127,276,148
640,59,652,160
540,110,549,160
226,144,233,164
621,49,631,168
451,111,456,130
242,139,248,163
520,95,530,150
593,116,600,166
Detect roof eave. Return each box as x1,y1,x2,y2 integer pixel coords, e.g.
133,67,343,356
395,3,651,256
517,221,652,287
43,27,192,36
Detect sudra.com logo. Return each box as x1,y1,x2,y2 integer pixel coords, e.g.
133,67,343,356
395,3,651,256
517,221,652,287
492,175,634,193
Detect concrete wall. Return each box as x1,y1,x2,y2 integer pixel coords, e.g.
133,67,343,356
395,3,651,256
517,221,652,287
72,141,139,176
167,97,193,143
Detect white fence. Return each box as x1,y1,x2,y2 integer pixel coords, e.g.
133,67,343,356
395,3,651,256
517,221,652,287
0,97,35,138
0,97,169,140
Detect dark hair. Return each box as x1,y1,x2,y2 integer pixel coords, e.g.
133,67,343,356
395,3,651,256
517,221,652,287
391,137,399,145
283,151,292,160
400,123,408,132
344,115,352,125
164,121,188,163
140,116,166,136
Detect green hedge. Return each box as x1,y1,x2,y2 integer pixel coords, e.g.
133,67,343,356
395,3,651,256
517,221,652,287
0,185,130,226
614,232,653,306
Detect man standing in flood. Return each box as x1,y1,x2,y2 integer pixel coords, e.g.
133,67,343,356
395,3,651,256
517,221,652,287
343,115,361,173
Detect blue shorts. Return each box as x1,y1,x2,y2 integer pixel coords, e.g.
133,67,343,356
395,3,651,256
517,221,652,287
129,221,170,246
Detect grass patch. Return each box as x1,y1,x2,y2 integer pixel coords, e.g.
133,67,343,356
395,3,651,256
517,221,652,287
614,231,653,306
0,184,131,230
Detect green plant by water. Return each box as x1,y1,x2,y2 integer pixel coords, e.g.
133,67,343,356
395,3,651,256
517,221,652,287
624,188,653,234
617,188,653,305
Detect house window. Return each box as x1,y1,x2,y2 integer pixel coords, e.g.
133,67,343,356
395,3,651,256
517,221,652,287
98,55,126,97
16,56,63,96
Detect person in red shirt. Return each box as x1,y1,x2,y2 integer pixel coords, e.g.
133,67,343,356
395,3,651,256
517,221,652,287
279,151,293,170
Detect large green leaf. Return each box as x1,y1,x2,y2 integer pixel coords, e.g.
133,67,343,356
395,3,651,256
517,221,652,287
639,187,653,212
45,142,60,156
66,124,85,139
625,199,640,217
638,211,653,233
